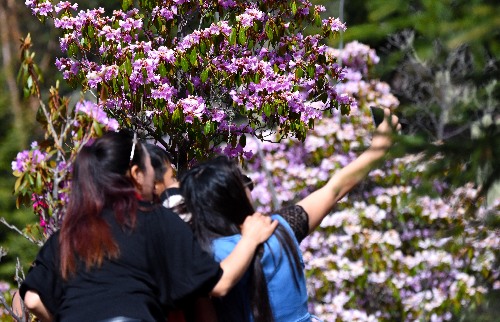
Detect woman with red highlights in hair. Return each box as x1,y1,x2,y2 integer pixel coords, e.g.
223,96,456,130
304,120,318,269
18,130,277,322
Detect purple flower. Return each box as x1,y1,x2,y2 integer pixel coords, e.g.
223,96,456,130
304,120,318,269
54,1,78,13
151,83,176,101
32,2,53,16
12,142,47,173
322,17,347,33
179,96,206,123
75,101,119,131
218,0,237,9
237,8,265,28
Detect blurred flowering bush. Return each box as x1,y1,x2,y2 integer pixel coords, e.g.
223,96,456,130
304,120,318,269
245,41,500,321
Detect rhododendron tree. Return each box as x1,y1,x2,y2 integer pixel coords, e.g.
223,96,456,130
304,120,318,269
244,41,500,321
24,0,354,169
7,0,355,246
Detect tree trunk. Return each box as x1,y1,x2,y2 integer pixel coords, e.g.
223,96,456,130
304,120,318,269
0,0,29,146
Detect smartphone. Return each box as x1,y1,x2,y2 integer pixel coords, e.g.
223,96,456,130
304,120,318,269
370,106,385,127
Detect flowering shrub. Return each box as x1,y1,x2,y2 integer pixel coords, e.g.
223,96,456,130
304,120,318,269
24,0,355,167
12,46,120,238
245,42,500,321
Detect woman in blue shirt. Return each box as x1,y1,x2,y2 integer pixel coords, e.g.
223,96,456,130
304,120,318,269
179,108,400,322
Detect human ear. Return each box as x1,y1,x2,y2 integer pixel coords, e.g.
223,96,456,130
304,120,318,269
130,164,143,188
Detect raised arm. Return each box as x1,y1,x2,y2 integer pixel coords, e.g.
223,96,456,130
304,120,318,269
209,212,278,297
297,108,401,234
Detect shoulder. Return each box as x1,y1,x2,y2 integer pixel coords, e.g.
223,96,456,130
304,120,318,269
272,205,309,243
211,234,241,262
139,205,194,243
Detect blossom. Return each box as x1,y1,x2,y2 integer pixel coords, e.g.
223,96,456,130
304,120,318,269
237,8,265,27
75,101,119,131
322,17,347,33
12,142,47,173
179,96,206,123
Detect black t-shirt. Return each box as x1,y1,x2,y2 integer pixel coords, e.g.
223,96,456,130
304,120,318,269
20,203,222,322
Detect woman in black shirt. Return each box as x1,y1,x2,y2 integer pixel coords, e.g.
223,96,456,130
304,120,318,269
19,130,277,322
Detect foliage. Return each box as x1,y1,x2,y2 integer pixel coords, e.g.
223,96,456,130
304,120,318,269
23,0,355,171
245,42,500,321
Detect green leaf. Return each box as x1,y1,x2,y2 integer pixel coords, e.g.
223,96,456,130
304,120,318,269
180,57,189,72
27,75,33,89
307,65,315,78
95,120,104,136
122,0,133,11
229,29,237,45
67,43,77,57
254,73,260,84
263,104,271,117
158,64,167,77
124,58,132,74
35,172,42,194
291,1,297,15
14,176,23,193
172,108,182,123
314,13,322,27
236,73,242,87
200,41,207,55
295,67,304,78
123,77,129,92
189,49,198,66
201,68,209,83
265,23,273,41
187,80,194,94
238,28,247,45
204,121,212,134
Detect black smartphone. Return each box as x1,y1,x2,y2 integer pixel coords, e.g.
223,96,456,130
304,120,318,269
370,106,385,127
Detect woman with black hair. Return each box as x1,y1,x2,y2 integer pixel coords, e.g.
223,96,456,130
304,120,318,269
17,130,278,322
179,108,401,322
144,143,189,219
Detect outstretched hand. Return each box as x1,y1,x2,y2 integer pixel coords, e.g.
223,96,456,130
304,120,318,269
371,107,401,151
241,212,278,245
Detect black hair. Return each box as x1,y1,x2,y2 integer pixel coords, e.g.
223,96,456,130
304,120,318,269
179,156,303,322
144,143,173,183
60,130,147,278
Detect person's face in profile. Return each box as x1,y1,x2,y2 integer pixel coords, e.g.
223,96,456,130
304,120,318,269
162,161,177,188
133,149,156,201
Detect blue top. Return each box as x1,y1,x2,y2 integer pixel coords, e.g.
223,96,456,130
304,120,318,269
212,215,311,322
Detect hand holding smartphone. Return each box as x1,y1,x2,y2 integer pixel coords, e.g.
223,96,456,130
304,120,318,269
370,106,385,127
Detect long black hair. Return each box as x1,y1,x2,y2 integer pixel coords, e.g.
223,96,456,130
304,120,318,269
60,130,147,279
180,156,303,322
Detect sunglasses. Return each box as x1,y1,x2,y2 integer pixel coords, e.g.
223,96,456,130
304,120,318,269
242,175,254,191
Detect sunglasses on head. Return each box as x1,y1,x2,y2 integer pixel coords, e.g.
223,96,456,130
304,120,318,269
242,175,254,191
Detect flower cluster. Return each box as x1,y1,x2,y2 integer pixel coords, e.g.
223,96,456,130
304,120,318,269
11,97,121,238
25,0,355,163
244,42,499,321
11,142,47,173
75,101,119,131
